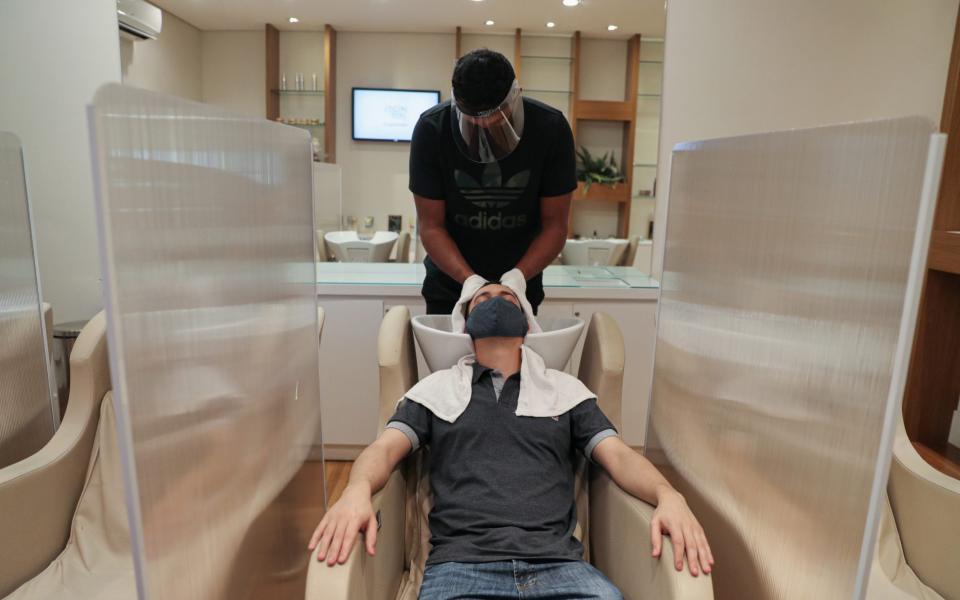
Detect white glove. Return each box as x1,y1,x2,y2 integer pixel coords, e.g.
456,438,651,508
450,274,488,333
499,268,542,333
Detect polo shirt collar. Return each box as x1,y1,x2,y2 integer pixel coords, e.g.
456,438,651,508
471,361,493,384
471,361,521,384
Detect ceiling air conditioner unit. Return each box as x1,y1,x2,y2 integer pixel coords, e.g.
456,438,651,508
118,0,162,41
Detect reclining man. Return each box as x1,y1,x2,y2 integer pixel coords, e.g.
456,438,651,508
309,283,713,599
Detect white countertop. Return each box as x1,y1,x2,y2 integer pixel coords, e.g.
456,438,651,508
317,263,660,300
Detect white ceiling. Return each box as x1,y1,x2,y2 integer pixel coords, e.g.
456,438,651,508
154,0,666,38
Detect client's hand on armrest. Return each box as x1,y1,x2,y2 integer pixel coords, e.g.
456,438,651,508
307,427,412,566
593,436,714,576
309,482,378,566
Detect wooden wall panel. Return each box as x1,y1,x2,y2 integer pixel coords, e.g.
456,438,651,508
904,269,960,448
936,8,960,231
265,24,279,121
324,25,336,164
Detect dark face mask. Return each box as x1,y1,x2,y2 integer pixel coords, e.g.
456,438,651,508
465,296,529,339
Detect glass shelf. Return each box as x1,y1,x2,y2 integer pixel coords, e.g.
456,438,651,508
639,60,663,65
521,55,572,62
276,119,325,127
637,93,661,97
633,162,657,167
272,89,325,96
525,88,572,94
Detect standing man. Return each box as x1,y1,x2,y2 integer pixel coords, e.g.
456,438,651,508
410,48,576,314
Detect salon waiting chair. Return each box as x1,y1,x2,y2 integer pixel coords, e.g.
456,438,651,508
305,306,714,600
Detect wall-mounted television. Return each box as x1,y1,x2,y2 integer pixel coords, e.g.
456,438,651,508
352,87,441,142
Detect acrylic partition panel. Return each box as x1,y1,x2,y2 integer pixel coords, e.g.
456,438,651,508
0,132,55,469
646,118,937,599
89,85,324,600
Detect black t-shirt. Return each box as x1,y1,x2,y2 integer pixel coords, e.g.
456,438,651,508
385,363,617,565
409,98,577,309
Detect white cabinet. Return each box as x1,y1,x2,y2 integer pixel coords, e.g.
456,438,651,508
317,298,384,454
570,301,657,447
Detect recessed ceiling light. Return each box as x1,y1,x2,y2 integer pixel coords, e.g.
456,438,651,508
607,24,619,31
485,19,495,26
546,21,556,28
288,17,299,23
562,0,581,7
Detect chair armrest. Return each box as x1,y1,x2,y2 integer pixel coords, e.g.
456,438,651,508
305,468,407,600
590,470,714,600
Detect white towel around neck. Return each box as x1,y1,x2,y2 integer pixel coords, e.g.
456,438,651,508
403,345,595,423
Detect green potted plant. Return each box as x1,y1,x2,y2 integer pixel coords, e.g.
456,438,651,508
576,146,625,194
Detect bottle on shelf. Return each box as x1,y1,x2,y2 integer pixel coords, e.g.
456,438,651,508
312,73,318,91
280,73,287,90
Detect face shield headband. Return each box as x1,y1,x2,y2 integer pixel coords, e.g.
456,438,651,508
451,79,525,164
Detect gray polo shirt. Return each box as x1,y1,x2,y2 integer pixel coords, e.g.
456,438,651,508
386,362,617,565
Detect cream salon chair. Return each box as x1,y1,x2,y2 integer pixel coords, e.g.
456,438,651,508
0,313,117,598
305,307,713,600
0,308,329,599
393,231,411,264
868,421,960,599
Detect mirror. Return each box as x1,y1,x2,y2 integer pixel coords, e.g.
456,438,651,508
115,7,664,271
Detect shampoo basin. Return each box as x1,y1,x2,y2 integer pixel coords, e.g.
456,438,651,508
324,230,399,263
562,238,629,266
411,314,585,373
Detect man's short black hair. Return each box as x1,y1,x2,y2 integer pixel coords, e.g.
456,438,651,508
452,49,515,112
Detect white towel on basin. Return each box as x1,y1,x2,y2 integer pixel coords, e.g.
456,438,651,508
403,345,595,423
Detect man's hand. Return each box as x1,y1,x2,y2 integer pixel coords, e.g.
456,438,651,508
650,487,714,576
308,483,378,566
499,267,527,295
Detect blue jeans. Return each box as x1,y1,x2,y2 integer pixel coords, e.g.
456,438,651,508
418,560,623,600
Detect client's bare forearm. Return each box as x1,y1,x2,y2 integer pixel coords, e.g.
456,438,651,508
614,448,676,505
594,437,713,574
595,438,676,505
345,443,395,497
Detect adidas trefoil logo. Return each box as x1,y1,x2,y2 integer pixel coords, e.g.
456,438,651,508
454,162,532,231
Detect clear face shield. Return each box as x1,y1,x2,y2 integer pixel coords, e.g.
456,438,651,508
451,80,525,163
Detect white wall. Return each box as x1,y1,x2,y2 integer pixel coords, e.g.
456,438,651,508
653,0,959,278
121,9,202,101
279,31,325,90
336,32,455,237
0,0,121,322
200,31,265,118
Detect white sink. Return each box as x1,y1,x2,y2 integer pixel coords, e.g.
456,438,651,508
324,230,399,263
562,238,629,266
411,314,584,373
